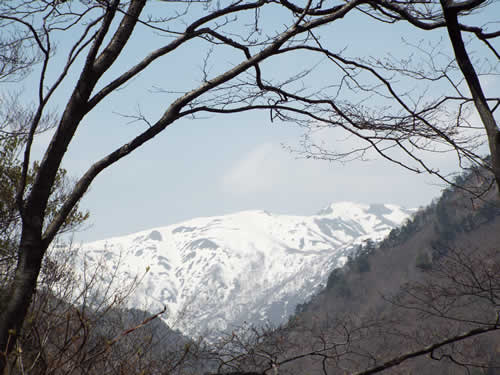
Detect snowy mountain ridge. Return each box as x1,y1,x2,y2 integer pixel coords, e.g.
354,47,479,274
75,202,413,339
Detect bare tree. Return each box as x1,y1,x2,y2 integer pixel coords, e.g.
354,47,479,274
202,243,499,375
3,243,198,375
0,1,498,372
284,0,499,189
0,92,87,307
199,170,500,375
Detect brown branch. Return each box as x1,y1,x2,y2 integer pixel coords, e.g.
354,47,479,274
80,0,120,81
44,0,364,243
278,0,344,16
445,0,488,12
352,324,499,375
106,306,167,348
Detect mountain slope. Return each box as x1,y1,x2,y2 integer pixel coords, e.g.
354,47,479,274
279,175,500,374
76,202,412,339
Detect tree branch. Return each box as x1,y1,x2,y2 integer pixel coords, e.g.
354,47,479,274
353,324,499,375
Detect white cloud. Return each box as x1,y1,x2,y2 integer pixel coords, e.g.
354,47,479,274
220,135,463,211
221,143,289,194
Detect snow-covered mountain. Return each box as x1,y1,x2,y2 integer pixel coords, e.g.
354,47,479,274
75,202,413,339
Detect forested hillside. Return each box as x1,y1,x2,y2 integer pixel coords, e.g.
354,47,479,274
4,168,499,375
257,168,500,374
1,245,206,375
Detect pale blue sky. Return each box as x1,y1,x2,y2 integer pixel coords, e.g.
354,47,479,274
18,1,499,242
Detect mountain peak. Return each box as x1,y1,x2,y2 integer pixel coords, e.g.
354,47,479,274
76,201,412,340
317,201,369,216
317,202,412,225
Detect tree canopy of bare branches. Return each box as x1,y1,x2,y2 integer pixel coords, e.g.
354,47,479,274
0,0,498,372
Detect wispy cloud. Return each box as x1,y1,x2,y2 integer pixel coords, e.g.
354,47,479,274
221,143,291,194
220,136,462,210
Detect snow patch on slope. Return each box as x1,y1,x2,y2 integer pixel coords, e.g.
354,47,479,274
76,202,413,339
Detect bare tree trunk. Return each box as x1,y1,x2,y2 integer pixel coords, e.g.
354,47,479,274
441,0,500,192
0,224,46,372
0,3,147,372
